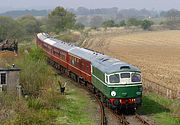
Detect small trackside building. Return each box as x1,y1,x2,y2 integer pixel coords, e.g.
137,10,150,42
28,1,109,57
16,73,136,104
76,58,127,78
0,66,21,92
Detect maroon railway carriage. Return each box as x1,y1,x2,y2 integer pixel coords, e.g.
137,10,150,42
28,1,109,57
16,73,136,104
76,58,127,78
36,34,70,69
36,33,93,83
68,47,94,83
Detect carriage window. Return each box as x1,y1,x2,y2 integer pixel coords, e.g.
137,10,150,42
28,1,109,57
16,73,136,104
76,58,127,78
53,49,59,56
131,73,141,82
71,57,75,65
121,73,130,78
0,73,6,85
60,51,66,60
109,74,120,83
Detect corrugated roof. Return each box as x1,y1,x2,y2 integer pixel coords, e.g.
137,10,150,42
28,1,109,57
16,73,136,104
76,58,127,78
0,67,21,71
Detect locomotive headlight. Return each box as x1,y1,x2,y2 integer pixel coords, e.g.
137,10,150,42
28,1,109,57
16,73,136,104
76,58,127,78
111,91,116,97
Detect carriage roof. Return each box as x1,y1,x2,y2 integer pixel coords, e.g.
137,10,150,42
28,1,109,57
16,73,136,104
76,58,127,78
38,33,76,52
69,47,95,61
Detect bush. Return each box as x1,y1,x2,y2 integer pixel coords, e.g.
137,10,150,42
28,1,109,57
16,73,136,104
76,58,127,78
102,20,116,28
16,46,54,97
127,18,142,26
141,20,154,30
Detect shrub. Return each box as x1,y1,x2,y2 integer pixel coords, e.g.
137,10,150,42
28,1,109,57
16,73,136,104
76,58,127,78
16,45,54,97
102,20,116,28
141,20,154,30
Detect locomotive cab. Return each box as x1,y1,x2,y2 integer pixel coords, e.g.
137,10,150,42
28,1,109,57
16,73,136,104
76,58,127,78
91,55,143,110
105,72,142,109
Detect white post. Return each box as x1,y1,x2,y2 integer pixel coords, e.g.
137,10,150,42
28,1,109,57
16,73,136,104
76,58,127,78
169,89,172,99
16,85,22,99
167,89,169,98
0,85,3,92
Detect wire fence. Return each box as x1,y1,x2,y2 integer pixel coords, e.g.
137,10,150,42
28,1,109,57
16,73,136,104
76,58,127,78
143,78,180,100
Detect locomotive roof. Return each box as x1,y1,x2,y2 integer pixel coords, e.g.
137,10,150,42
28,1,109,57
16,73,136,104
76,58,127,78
91,53,140,74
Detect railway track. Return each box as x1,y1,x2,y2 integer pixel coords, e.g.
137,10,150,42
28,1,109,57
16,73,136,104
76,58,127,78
95,95,107,125
108,110,153,125
134,113,153,125
99,99,154,125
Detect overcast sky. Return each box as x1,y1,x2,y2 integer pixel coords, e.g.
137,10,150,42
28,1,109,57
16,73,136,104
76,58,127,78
0,0,180,12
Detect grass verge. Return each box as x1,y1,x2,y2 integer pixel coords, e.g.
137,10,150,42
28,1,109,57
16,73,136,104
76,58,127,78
138,92,180,125
1,45,98,125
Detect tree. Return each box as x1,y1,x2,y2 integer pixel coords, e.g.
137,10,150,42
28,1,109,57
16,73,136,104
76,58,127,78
102,20,116,28
166,9,178,21
48,6,76,33
141,20,153,30
0,16,23,41
18,15,40,35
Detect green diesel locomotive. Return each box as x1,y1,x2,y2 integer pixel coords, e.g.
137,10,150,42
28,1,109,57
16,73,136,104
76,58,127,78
91,54,142,109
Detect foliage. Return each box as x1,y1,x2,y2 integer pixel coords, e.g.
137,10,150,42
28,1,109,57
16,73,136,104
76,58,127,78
47,6,76,33
127,18,142,26
102,20,116,28
141,20,154,30
160,9,180,19
164,20,180,30
17,15,40,35
118,20,126,26
0,10,48,18
16,46,54,96
0,15,41,41
0,16,23,41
